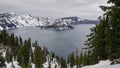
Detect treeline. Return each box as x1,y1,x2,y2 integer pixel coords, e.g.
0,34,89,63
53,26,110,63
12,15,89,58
0,30,100,68
0,30,63,68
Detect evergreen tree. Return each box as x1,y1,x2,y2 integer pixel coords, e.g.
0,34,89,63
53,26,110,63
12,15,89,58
31,52,34,63
67,55,70,64
6,48,13,63
19,36,23,45
83,51,87,66
17,44,30,68
69,52,75,67
78,51,83,67
34,45,43,68
100,0,120,60
85,0,120,63
22,44,30,67
17,46,23,66
13,36,20,59
42,46,48,63
0,30,9,45
27,38,31,50
0,54,5,67
60,57,67,68
75,50,79,68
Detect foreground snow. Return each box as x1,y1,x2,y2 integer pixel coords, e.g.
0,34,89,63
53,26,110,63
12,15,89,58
5,55,60,68
5,60,120,68
82,60,120,68
5,61,21,68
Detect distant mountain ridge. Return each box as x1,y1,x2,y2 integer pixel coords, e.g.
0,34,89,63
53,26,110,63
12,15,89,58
61,16,99,24
0,13,99,30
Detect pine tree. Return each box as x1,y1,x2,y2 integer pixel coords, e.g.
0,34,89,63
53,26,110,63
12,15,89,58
17,46,23,66
13,36,20,59
6,48,13,63
0,54,5,67
34,45,43,68
86,50,92,65
75,50,79,68
83,51,87,66
17,44,30,68
69,52,75,67
78,51,83,67
28,38,31,50
22,44,30,67
67,55,70,64
19,36,23,45
31,52,34,63
0,30,9,45
60,57,67,68
100,0,120,59
42,46,48,63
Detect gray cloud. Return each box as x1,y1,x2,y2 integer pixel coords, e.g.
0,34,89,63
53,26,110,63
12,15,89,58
0,0,108,19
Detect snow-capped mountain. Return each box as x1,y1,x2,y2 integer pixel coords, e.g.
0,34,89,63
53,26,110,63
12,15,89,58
0,12,99,31
0,13,73,30
0,12,50,30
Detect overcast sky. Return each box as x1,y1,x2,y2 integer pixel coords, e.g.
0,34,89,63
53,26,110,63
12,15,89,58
0,0,108,19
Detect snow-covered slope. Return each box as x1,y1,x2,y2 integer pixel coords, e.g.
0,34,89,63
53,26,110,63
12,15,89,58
43,54,60,68
0,13,75,31
0,13,99,31
1,45,120,68
0,47,60,68
5,60,120,68
82,60,120,68
0,13,50,30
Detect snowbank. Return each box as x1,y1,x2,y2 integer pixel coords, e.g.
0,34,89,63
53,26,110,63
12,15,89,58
82,60,120,68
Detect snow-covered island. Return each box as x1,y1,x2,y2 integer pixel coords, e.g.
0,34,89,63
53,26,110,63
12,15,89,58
39,19,74,31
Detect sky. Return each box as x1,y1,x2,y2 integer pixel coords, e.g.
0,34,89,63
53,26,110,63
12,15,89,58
0,0,108,19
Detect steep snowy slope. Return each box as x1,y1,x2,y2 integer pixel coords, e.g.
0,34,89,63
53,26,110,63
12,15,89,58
0,13,50,30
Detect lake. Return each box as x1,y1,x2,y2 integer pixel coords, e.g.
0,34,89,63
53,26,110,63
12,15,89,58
8,24,95,59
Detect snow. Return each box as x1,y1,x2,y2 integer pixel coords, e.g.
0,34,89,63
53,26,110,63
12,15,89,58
31,63,35,68
5,61,36,68
1,47,120,68
0,12,84,30
9,14,50,27
43,54,60,68
0,49,6,58
3,54,120,68
4,54,60,68
82,60,120,68
5,61,21,68
32,47,35,53
0,13,52,29
51,58,60,68
0,44,61,68
0,26,3,30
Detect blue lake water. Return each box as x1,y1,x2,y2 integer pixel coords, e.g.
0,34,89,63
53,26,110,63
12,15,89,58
8,24,95,58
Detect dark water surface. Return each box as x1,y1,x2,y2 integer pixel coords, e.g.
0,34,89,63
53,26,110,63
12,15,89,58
8,24,95,58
